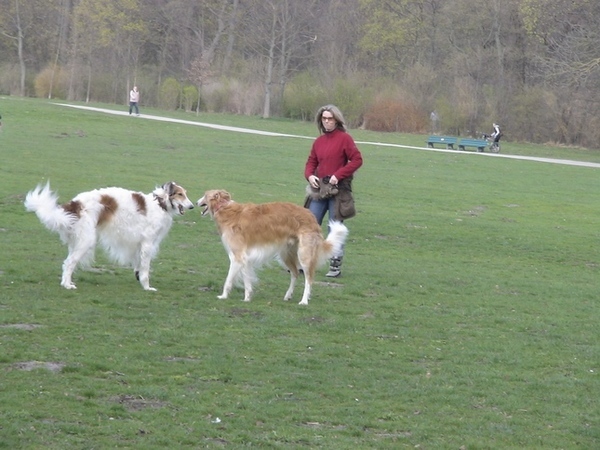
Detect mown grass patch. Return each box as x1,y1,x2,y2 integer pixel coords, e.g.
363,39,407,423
0,97,598,448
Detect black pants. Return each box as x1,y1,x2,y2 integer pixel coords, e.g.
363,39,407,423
129,102,139,115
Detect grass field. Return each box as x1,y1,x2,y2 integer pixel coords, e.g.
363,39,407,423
1,96,599,448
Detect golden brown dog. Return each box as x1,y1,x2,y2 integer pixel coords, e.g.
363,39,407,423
198,189,348,305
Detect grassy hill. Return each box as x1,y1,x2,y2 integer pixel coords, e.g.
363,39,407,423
0,97,598,448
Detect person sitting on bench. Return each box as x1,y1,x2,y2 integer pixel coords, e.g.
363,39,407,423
490,123,502,144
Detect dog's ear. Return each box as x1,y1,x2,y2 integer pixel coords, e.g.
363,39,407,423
163,181,176,196
218,190,231,202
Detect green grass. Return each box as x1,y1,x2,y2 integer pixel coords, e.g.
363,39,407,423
1,96,599,448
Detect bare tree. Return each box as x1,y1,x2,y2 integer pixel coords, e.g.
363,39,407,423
70,0,147,103
187,56,211,115
221,0,240,75
310,0,363,81
147,0,239,87
48,0,72,99
0,0,30,95
1,0,599,147
240,0,319,118
521,0,600,146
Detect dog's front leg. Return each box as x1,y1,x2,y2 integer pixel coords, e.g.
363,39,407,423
217,285,230,299
137,271,156,291
137,246,156,291
218,258,241,299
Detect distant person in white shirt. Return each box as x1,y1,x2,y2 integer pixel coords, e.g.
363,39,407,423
490,123,502,143
129,86,140,116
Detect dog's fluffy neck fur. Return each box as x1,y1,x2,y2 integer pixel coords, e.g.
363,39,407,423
212,199,233,215
153,191,169,212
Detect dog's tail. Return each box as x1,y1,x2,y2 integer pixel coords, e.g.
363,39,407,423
322,221,348,261
24,182,77,237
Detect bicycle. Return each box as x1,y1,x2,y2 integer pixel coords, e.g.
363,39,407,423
482,134,501,153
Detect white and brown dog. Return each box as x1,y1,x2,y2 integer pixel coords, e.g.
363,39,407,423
198,189,348,305
25,181,194,290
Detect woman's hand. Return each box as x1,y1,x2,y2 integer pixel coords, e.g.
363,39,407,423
308,175,319,189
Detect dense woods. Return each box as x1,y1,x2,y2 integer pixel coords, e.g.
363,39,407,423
1,0,599,148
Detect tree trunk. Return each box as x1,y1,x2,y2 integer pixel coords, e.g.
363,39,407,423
222,0,239,74
14,0,26,96
86,62,91,103
262,13,277,119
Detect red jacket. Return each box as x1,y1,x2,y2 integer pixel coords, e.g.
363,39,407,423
304,128,363,181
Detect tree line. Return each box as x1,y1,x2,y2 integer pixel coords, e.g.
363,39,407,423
1,0,599,148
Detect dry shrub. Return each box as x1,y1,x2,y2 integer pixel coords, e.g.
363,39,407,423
34,65,68,99
283,71,325,121
363,98,427,133
203,79,263,115
235,82,263,115
158,78,181,110
0,63,21,95
182,85,199,112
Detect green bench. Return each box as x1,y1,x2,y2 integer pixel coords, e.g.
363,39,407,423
426,135,457,149
458,138,488,152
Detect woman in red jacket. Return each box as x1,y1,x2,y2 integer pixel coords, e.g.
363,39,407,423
304,104,363,277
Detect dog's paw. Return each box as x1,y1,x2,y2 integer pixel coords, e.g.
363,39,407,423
146,287,157,292
217,294,228,299
298,300,308,306
62,283,77,290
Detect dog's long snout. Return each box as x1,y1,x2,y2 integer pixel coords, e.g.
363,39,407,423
196,197,210,216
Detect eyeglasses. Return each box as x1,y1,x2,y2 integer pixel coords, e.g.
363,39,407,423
321,116,335,121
